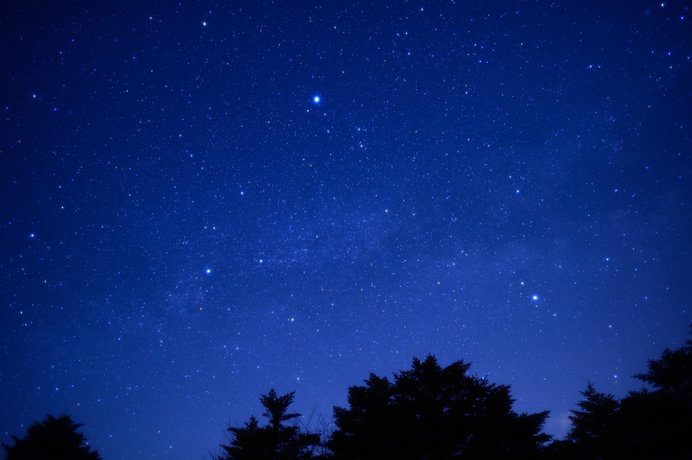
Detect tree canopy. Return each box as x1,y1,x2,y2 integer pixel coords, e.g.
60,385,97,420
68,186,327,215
551,328,692,459
6,327,691,459
328,355,550,459
2,414,101,460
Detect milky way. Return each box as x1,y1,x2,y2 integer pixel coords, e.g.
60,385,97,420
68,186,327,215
1,2,690,458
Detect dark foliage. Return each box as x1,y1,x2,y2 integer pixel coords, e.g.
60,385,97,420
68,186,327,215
634,328,692,398
550,327,692,459
2,414,101,460
218,388,321,460
9,330,691,459
614,329,692,459
564,383,619,459
328,355,550,459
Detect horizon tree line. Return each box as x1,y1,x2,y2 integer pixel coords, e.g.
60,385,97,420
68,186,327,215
5,327,691,459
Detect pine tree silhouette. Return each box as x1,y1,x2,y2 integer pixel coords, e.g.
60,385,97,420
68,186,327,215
566,383,618,459
219,389,321,460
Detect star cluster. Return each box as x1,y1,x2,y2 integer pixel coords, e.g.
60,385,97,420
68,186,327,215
1,2,690,459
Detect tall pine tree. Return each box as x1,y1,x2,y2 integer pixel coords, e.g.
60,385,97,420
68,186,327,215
219,389,321,460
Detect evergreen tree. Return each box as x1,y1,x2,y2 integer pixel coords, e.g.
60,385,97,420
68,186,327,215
219,389,321,460
552,327,692,459
566,383,618,459
615,328,692,459
2,414,101,460
328,355,550,459
634,327,692,399
614,329,692,459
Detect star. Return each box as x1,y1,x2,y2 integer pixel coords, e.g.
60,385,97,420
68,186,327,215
3,2,688,458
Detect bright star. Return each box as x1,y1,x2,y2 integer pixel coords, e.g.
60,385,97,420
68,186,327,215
205,268,212,274
312,95,321,104
531,295,539,301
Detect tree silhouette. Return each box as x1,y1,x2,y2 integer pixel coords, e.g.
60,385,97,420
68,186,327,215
565,383,619,459
328,355,550,459
261,389,302,431
634,326,692,398
2,414,101,460
613,330,692,459
615,328,691,459
218,389,321,460
551,327,692,459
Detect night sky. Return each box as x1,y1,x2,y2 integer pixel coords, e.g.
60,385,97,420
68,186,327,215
1,1,691,458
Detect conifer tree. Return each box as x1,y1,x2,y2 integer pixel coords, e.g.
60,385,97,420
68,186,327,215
219,389,321,460
3,414,101,460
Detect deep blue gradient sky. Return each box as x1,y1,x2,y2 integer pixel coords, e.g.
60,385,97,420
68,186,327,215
1,1,690,458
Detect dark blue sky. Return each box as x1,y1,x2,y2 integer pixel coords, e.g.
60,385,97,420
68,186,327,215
1,1,690,458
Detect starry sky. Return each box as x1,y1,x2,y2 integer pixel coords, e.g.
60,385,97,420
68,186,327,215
1,1,690,458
